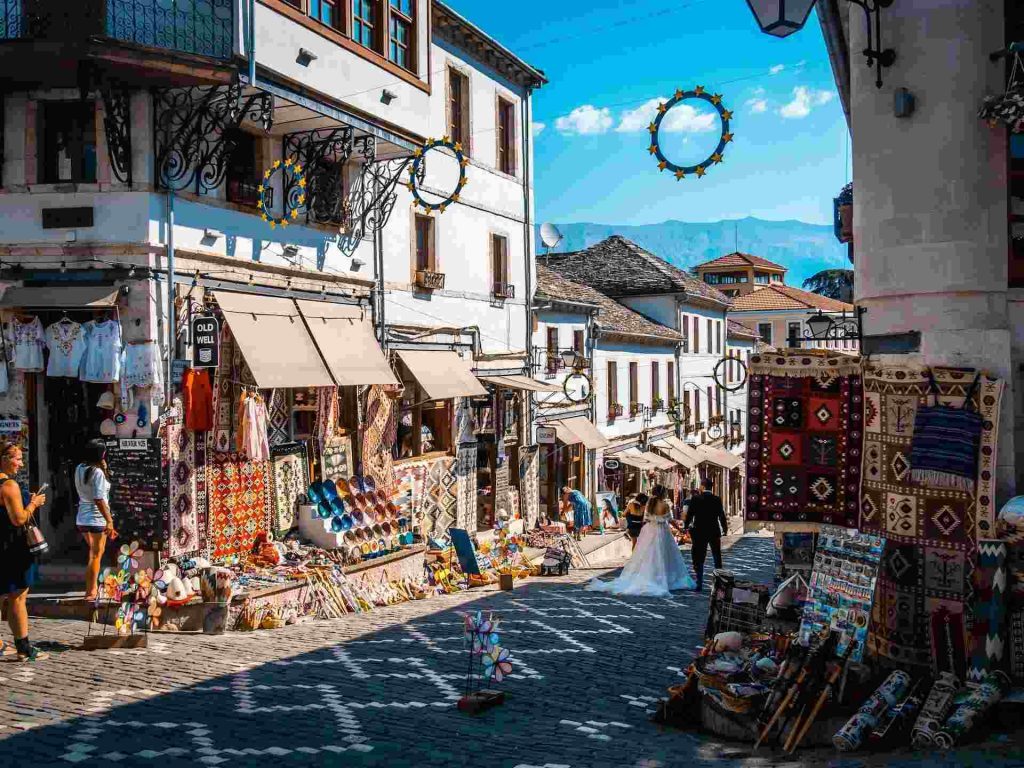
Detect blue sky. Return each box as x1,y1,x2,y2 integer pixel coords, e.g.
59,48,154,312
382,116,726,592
446,0,850,228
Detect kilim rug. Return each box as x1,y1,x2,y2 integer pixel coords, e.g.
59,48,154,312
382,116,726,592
319,435,353,483
968,540,1008,683
745,352,863,528
521,448,540,528
455,445,478,531
270,442,309,536
195,425,209,556
362,385,397,497
315,387,338,442
208,451,271,562
165,401,200,558
861,365,1003,671
266,389,290,448
212,328,237,453
393,456,457,538
1009,608,1024,682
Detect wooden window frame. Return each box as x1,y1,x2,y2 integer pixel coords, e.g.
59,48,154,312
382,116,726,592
667,361,675,407
572,330,584,354
787,321,801,348
490,233,509,297
39,100,98,185
706,318,713,354
715,320,722,354
260,0,427,91
448,65,471,157
681,314,689,353
628,361,638,415
387,0,415,72
396,379,454,459
758,323,773,346
651,361,660,410
607,360,618,423
412,212,436,274
545,327,559,375
496,95,517,176
692,316,699,355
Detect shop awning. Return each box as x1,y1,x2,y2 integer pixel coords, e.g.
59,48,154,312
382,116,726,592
212,291,334,389
640,451,676,471
477,374,562,393
553,420,584,445
617,450,652,469
653,442,700,470
695,444,745,470
295,300,397,387
0,285,120,308
397,350,488,399
554,416,609,449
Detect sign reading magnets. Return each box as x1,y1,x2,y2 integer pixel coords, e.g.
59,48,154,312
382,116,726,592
258,158,306,229
408,137,469,214
649,86,733,180
191,314,220,369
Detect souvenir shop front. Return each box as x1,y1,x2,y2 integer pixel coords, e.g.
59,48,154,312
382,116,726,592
693,444,744,517
600,433,685,511
656,350,1024,756
536,414,607,523
0,279,162,557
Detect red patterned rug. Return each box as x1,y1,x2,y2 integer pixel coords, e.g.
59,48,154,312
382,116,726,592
745,352,863,529
208,451,271,562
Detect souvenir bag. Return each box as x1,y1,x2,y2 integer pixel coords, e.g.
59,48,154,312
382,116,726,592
23,512,48,556
908,371,983,491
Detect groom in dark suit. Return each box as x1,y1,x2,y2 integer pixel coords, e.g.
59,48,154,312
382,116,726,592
685,478,728,591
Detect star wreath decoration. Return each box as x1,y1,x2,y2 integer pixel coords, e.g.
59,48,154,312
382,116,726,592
648,86,733,181
408,137,469,214
258,158,307,229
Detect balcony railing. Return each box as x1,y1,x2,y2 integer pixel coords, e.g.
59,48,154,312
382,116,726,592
492,281,515,300
2,0,234,60
227,178,267,209
415,270,446,291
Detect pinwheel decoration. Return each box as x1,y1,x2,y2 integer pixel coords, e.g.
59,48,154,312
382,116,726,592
483,646,513,683
464,611,501,654
118,540,143,571
148,596,163,629
133,569,153,603
100,568,129,601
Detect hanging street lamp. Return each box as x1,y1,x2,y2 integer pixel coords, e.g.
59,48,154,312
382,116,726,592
743,0,896,88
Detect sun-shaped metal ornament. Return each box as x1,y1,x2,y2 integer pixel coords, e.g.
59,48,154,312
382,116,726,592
258,158,306,229
408,137,469,214
648,86,733,181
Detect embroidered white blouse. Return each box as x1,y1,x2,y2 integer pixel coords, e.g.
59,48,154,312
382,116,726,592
10,316,45,372
45,320,87,377
80,319,123,383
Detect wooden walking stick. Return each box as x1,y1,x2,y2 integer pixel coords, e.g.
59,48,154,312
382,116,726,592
785,637,855,753
754,642,814,749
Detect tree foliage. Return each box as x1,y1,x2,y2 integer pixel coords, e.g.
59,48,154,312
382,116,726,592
802,269,853,303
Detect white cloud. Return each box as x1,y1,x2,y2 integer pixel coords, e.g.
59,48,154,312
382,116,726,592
746,98,768,114
531,122,546,136
769,64,785,75
554,105,613,135
615,97,718,134
779,86,835,119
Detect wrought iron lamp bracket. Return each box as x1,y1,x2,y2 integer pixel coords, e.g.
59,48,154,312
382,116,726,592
283,127,355,225
77,64,134,187
343,136,421,241
795,306,867,346
153,84,274,193
846,0,896,89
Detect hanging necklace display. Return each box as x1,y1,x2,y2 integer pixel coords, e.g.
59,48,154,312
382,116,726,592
408,138,469,214
258,158,306,229
648,86,733,180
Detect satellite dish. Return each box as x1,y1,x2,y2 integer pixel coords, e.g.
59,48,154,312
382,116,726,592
539,222,563,250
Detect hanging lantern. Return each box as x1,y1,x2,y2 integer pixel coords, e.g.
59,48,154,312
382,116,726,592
743,0,817,38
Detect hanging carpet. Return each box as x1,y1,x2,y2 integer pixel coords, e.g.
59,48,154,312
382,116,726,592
164,401,201,558
208,451,271,562
270,442,309,536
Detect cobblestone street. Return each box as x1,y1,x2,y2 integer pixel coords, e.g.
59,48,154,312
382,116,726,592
0,537,1021,768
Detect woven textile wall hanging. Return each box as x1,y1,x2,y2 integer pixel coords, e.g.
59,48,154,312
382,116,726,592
318,435,354,483
745,352,863,529
361,385,397,497
270,442,310,536
394,456,458,539
208,451,271,562
456,444,478,531
968,540,1008,683
860,365,1003,671
266,389,290,448
164,401,200,558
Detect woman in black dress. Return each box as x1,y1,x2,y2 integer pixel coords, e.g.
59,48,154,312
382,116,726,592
0,441,48,661
623,493,649,552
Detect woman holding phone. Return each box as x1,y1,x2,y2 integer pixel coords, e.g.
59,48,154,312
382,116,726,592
0,440,48,661
75,439,116,601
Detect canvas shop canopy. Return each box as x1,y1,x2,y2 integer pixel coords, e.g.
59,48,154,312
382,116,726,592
0,285,120,308
295,300,397,386
695,444,745,471
476,374,562,393
212,291,334,389
653,436,701,470
550,416,610,449
396,350,488,399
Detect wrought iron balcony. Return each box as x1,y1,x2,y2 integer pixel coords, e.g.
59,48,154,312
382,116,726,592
227,178,267,209
415,270,446,291
1,0,233,60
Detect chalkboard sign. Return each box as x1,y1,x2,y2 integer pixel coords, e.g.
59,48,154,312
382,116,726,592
448,527,481,575
104,438,164,551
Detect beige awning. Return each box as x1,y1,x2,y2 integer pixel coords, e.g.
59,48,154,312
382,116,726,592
1,285,120,308
618,450,652,469
477,374,562,394
640,451,677,471
213,291,334,389
556,416,609,449
295,300,397,386
653,442,700,470
553,420,584,445
695,444,745,470
397,350,488,399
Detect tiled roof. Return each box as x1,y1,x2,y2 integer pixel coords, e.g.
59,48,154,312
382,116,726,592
727,320,758,340
694,252,787,272
536,265,682,343
729,284,854,313
542,236,731,306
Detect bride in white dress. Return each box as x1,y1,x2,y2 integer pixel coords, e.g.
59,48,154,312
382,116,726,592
586,486,695,597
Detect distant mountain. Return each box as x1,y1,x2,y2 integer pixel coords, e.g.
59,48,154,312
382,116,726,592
536,217,848,287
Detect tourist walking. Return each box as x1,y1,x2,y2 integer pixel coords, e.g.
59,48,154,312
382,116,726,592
623,493,648,552
75,439,116,601
587,485,695,597
685,477,728,592
0,440,48,661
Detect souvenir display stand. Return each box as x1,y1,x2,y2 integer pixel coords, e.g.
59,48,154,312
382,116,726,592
655,350,1024,755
